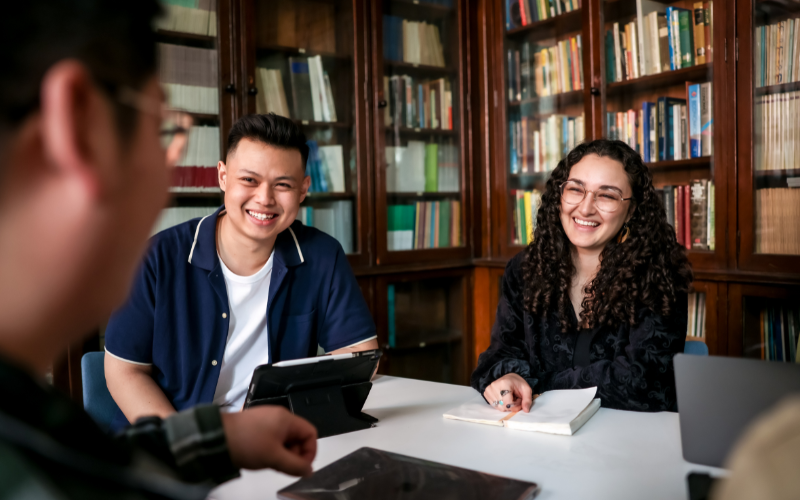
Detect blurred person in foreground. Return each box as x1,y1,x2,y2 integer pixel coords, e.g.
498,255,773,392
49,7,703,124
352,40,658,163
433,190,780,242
0,2,316,498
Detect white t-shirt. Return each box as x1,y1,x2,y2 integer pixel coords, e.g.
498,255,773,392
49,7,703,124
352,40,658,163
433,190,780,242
212,252,274,412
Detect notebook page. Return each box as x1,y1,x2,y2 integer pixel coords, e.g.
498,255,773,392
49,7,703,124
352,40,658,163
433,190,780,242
443,396,508,426
507,387,597,425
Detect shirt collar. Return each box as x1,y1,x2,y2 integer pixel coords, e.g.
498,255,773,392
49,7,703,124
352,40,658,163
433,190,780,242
188,205,305,271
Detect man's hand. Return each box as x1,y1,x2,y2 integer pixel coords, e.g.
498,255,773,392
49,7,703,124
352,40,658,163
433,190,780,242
483,373,535,413
221,406,317,477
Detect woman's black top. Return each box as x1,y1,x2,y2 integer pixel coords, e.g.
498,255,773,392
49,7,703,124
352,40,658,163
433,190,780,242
471,252,688,412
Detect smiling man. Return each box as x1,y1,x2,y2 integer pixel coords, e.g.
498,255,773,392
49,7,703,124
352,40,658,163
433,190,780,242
104,113,377,431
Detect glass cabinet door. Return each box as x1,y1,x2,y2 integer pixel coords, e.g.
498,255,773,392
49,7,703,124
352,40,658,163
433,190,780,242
740,0,800,270
602,0,718,265
498,1,586,252
375,0,468,263
243,0,365,261
155,0,227,232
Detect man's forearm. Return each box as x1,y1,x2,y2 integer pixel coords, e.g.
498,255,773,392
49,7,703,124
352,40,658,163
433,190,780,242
105,352,176,423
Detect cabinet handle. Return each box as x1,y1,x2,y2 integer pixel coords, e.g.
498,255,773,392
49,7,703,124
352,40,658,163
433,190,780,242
225,84,236,93
590,87,600,96
248,87,258,96
377,99,388,108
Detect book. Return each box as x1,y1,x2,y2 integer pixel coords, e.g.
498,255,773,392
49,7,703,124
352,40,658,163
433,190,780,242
156,0,217,36
159,43,219,114
700,82,713,156
693,3,706,65
443,387,601,436
690,179,709,249
288,57,314,121
636,0,666,77
678,9,694,68
687,83,702,158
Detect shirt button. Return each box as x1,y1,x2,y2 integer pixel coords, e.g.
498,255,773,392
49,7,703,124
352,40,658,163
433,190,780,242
212,360,218,366
222,313,227,319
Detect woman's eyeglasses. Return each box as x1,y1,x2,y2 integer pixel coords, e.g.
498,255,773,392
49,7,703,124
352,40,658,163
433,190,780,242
559,180,632,213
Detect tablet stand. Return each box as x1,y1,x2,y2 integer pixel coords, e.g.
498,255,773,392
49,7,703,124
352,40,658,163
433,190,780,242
286,381,376,438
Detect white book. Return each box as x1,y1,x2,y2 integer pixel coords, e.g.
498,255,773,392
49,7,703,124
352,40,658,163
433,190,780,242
637,0,666,76
310,56,330,122
443,387,601,436
673,103,682,160
318,145,345,193
323,73,337,122
401,141,427,192
312,207,335,238
629,21,640,79
648,12,662,75
307,57,323,121
613,23,623,82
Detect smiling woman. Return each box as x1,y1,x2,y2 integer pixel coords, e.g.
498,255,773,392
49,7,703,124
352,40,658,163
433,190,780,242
472,139,693,414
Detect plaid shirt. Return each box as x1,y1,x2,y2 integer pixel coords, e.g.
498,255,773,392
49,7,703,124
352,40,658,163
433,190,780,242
0,356,239,499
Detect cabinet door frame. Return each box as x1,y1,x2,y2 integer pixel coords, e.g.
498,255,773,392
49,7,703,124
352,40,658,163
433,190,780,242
727,282,800,358
734,0,800,277
237,0,374,269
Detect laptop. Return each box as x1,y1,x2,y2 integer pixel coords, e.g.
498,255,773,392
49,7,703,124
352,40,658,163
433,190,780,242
674,353,800,467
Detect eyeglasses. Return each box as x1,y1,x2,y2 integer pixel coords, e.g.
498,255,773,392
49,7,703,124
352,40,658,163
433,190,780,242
117,87,193,167
559,180,632,213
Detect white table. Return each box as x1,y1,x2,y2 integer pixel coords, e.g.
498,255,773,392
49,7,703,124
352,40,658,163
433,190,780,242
211,376,724,499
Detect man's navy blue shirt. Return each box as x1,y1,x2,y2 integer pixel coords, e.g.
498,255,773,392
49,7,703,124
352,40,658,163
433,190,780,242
105,206,375,431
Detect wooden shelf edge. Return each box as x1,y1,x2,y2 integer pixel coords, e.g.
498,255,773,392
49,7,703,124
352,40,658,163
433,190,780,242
685,336,706,343
256,45,351,60
295,120,351,129
156,29,215,43
755,80,800,96
390,0,455,14
754,168,800,177
607,63,712,94
384,333,463,352
384,126,457,136
508,90,584,108
646,157,711,171
385,60,455,74
505,9,582,37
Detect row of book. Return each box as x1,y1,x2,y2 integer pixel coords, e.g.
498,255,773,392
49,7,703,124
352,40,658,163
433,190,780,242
754,91,800,172
171,167,219,192
296,201,354,254
178,126,220,168
687,292,707,338
606,84,713,163
605,2,712,83
159,44,219,114
383,16,446,67
306,142,346,193
155,0,217,36
508,114,586,174
754,19,800,88
507,36,584,101
758,305,800,363
385,142,460,193
510,189,542,246
384,76,454,130
387,201,462,251
504,0,581,30
655,180,715,251
153,207,217,235
257,57,338,123
755,188,800,256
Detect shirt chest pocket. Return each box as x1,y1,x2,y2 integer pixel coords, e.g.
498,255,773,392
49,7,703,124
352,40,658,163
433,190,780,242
277,310,317,358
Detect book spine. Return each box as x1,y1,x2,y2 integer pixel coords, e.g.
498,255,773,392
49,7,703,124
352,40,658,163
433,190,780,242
683,184,691,249
666,7,675,70
693,3,706,65
688,84,702,157
701,82,713,156
676,185,684,245
690,179,708,249
704,1,712,62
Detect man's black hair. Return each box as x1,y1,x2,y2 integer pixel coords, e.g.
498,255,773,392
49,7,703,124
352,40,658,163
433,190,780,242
1,1,162,137
227,114,310,169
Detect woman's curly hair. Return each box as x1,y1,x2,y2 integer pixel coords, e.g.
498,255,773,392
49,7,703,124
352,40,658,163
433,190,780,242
522,139,693,333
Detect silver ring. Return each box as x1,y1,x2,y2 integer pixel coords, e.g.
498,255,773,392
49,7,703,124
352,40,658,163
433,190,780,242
500,390,511,397
492,400,504,406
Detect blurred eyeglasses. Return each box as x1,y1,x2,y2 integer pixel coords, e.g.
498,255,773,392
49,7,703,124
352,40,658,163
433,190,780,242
117,87,193,167
559,180,632,213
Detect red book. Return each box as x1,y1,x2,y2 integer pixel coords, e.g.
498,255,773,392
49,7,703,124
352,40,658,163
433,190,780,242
520,0,528,26
676,186,685,246
683,185,691,250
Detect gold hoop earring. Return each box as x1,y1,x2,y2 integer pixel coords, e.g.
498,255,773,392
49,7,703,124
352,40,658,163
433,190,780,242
617,223,630,244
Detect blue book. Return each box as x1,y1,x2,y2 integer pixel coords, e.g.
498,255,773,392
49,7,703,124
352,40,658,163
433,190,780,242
383,16,392,60
642,102,655,162
387,284,396,348
663,97,686,160
562,117,569,156
505,0,512,30
429,201,437,248
666,7,675,71
509,120,519,173
688,84,701,158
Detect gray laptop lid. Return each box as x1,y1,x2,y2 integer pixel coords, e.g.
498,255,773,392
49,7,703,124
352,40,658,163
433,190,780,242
675,354,800,467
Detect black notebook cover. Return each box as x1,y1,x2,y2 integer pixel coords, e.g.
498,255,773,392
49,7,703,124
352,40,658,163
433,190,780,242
278,447,540,500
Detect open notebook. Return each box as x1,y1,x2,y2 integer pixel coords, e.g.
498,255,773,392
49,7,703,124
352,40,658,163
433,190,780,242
443,387,601,436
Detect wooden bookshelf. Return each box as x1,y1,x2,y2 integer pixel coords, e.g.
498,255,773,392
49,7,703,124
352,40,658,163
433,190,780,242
387,191,462,199
186,112,220,123
755,81,800,96
303,192,356,200
505,9,582,40
295,120,351,129
384,60,456,77
385,126,458,137
256,45,351,60
607,64,713,95
155,29,216,48
646,157,712,171
389,0,455,20
508,89,584,109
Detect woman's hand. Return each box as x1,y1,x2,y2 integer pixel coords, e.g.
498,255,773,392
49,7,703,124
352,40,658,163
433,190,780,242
483,373,534,413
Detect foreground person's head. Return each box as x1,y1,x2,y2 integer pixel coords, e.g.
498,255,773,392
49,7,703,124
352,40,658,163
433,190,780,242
0,1,169,373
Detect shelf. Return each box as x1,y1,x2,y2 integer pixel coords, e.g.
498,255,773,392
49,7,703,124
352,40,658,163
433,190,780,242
169,188,222,197
646,157,711,171
508,90,583,110
607,64,712,95
505,9,582,40
387,191,461,199
385,60,455,77
257,45,351,60
295,120,351,129
384,331,462,352
755,81,800,96
686,336,706,343
187,112,220,123
754,169,800,189
303,192,356,201
385,126,458,137
389,0,454,20
155,30,215,49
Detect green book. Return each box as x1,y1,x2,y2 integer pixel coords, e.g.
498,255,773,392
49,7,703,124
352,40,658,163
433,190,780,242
425,144,438,192
678,9,694,68
439,200,451,247
606,30,616,83
517,193,527,245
